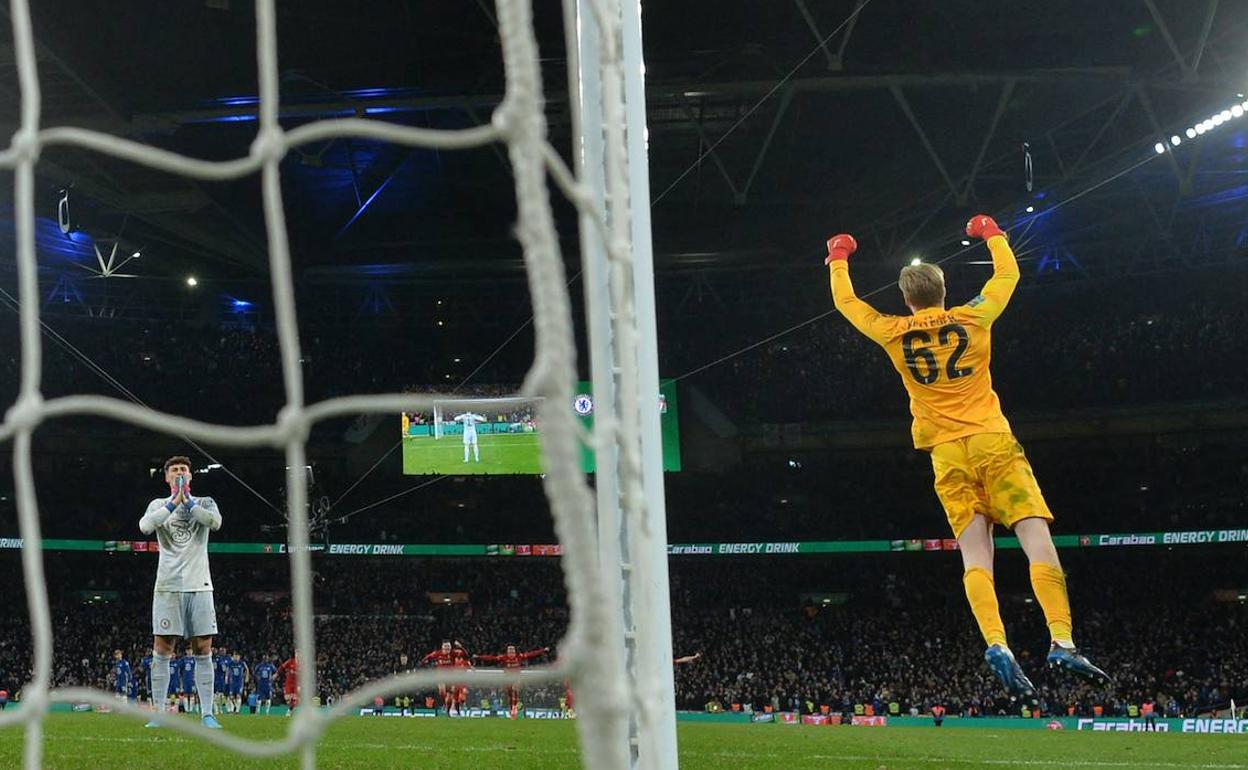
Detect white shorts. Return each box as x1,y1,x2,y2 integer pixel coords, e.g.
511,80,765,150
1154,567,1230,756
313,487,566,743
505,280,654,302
152,591,218,638
462,431,478,445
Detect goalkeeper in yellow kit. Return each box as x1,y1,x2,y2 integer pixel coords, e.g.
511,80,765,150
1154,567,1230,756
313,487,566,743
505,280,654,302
825,215,1111,699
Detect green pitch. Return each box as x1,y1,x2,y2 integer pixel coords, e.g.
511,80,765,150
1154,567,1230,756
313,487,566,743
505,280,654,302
2,714,1245,770
402,432,543,475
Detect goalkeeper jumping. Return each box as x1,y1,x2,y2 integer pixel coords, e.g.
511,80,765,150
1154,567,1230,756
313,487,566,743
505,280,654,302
824,216,1111,699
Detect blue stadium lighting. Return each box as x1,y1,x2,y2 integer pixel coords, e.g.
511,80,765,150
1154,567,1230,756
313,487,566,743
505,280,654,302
344,87,408,99
214,95,260,106
231,298,252,309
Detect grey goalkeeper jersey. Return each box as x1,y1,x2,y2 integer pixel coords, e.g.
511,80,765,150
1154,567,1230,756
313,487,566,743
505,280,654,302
141,497,221,592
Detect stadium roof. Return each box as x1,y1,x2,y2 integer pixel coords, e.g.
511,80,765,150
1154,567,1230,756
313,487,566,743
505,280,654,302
2,0,1247,304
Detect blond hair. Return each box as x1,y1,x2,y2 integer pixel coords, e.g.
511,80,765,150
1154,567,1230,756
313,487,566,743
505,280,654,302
898,263,946,310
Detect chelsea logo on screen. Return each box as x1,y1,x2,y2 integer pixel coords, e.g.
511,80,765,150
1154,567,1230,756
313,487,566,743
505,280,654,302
573,394,594,416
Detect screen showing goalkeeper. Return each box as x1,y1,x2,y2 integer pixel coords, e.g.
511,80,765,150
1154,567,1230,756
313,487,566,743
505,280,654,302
454,411,487,464
824,216,1112,700
138,455,224,729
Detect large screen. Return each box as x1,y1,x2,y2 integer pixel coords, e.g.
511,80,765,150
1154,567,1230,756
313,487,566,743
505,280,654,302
400,381,681,475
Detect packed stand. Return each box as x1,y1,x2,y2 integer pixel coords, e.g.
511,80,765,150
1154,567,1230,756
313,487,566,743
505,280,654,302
0,551,1243,718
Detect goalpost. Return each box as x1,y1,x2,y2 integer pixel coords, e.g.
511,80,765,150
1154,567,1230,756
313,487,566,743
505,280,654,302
0,0,676,769
565,0,680,767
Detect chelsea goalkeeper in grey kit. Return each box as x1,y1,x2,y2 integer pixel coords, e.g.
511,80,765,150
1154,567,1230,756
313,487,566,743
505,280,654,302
139,455,224,729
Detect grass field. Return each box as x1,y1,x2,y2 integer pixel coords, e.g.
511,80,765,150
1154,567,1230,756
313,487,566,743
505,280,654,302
1,714,1245,769
401,432,544,475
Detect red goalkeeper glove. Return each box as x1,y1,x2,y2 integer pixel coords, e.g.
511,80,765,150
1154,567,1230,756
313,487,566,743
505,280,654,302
825,234,858,264
965,215,1005,241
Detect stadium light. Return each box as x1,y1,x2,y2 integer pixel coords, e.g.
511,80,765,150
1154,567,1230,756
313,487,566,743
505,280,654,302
131,251,141,258
1196,124,1207,135
1154,142,1166,154
960,239,971,246
1185,128,1197,139
453,357,461,363
186,276,198,287
1220,110,1232,121
1170,135,1182,146
909,257,922,266
1233,105,1245,119
1025,205,1035,213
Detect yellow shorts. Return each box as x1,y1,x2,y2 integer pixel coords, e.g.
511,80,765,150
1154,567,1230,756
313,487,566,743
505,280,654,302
929,432,1053,539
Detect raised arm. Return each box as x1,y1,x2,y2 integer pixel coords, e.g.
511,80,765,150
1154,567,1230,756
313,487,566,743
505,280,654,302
963,215,1019,324
187,495,222,531
474,653,503,663
519,647,550,661
139,497,176,535
826,234,894,346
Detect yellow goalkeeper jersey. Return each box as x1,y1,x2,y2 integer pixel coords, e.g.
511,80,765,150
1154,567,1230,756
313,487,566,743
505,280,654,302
829,236,1020,450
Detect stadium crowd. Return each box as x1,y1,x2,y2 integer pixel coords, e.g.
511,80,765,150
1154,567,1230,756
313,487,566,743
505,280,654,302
0,551,1243,718
679,274,1248,423
7,429,1244,545
3,272,1247,430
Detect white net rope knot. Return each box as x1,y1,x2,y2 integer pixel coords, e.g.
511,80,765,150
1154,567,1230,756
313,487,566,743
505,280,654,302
0,0,640,768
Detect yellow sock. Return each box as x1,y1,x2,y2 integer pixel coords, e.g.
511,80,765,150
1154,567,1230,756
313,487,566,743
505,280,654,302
1029,562,1074,646
962,567,1007,648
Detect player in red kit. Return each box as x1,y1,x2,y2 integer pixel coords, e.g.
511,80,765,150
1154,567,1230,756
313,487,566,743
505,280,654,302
277,651,300,717
474,645,550,718
452,644,473,714
421,640,471,716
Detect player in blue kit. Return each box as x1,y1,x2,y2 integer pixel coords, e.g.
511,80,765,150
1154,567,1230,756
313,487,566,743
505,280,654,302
178,653,197,713
214,648,230,713
253,659,277,715
110,650,132,702
139,653,153,705
226,652,249,714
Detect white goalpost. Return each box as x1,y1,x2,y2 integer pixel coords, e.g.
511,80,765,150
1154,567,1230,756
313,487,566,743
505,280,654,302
565,0,680,767
0,0,676,769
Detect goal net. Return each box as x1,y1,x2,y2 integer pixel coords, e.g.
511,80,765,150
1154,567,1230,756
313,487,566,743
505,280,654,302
0,0,666,768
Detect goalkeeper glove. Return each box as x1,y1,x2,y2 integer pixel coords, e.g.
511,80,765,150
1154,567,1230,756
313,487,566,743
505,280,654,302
965,215,1005,241
825,234,858,264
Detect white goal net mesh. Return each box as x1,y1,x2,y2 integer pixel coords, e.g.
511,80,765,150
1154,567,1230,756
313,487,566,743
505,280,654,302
0,0,639,767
